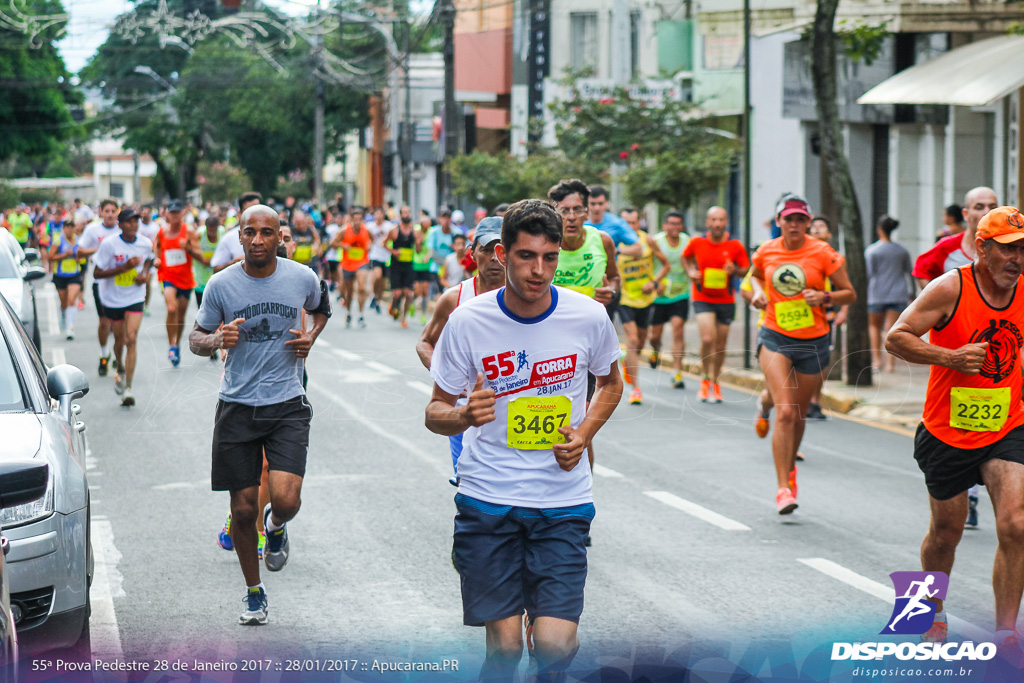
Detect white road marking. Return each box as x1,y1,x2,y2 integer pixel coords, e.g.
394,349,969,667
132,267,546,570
406,380,433,396
316,338,332,347
45,292,60,336
151,480,209,491
365,360,399,376
51,347,66,367
797,558,991,641
90,518,125,660
311,384,447,476
644,491,751,531
331,348,362,361
592,464,625,478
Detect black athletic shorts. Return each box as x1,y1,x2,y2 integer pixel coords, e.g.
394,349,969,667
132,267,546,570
104,301,144,321
587,372,596,402
913,423,1024,501
211,395,313,491
161,281,192,301
414,270,433,283
692,300,736,325
391,265,415,290
618,304,652,329
92,282,108,320
53,273,84,289
651,299,689,325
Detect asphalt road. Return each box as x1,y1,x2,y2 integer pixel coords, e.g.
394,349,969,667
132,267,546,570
24,280,1007,681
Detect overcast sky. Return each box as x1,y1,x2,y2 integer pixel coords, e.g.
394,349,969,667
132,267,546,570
57,0,425,74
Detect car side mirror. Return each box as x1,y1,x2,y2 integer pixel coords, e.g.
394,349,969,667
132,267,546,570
22,248,40,264
0,460,48,509
24,267,47,282
47,364,89,422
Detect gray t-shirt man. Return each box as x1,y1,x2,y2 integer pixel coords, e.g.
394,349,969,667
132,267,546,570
865,240,913,306
196,258,321,406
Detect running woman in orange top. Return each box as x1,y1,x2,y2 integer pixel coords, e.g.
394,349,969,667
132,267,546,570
748,195,855,515
156,199,202,366
887,206,1024,648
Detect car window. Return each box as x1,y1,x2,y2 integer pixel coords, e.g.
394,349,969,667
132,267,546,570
0,246,17,279
0,325,27,411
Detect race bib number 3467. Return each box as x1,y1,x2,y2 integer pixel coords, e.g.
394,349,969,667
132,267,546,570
507,396,571,450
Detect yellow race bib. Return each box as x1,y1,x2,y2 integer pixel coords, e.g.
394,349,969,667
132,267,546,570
507,396,572,450
294,245,312,262
59,258,78,273
950,386,1010,432
774,299,814,332
115,268,138,287
703,268,728,290
399,248,414,262
347,247,366,261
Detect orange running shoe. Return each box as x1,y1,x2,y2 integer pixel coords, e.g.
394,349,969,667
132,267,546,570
921,620,948,643
754,412,770,438
622,360,633,386
788,466,798,498
629,387,643,405
697,378,710,402
400,321,409,328
710,382,724,403
776,487,798,515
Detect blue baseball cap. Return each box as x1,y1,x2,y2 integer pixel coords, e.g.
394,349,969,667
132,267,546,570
473,216,502,247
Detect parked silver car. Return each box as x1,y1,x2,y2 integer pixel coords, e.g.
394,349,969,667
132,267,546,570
0,230,46,352
0,290,91,654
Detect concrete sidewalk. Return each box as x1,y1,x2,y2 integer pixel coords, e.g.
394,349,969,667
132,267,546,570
640,302,928,429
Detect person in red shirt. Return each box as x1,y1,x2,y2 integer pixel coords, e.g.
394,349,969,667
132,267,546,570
681,206,750,402
913,187,999,288
156,200,203,366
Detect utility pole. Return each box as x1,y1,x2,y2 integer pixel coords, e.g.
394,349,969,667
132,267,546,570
132,150,141,204
742,0,752,369
441,0,456,208
402,17,412,205
313,28,326,208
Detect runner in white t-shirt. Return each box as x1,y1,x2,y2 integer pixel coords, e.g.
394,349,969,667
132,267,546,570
367,206,393,313
92,208,155,407
425,199,623,682
77,198,121,377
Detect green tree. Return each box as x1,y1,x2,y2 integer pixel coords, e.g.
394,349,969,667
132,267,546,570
447,151,598,209
548,82,738,209
0,0,83,166
197,160,252,203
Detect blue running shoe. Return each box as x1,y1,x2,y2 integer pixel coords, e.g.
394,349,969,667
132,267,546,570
169,345,180,367
218,513,233,551
262,503,289,571
239,587,268,625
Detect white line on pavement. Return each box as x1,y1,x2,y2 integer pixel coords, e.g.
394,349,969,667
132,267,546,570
51,347,66,367
643,491,751,531
45,293,60,336
90,518,125,661
797,558,991,641
331,348,362,361
406,380,433,396
593,464,625,478
365,360,399,376
316,338,332,347
311,383,447,476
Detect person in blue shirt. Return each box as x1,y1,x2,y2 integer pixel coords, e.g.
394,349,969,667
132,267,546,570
587,186,642,257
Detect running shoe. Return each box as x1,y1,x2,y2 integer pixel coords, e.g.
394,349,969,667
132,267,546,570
66,329,74,341
257,532,267,559
629,387,643,405
121,388,135,407
921,620,947,643
755,412,770,438
76,299,85,310
806,402,826,420
218,514,234,551
997,631,1024,665
143,305,151,317
98,354,110,376
966,495,979,529
672,373,685,389
168,345,180,367
776,487,798,515
622,361,633,386
788,466,798,498
419,313,427,325
400,321,409,328
697,378,710,402
113,371,126,396
262,503,289,572
710,382,724,403
796,451,805,462
448,475,459,487
649,352,660,369
358,317,366,329
239,587,268,626
345,315,352,329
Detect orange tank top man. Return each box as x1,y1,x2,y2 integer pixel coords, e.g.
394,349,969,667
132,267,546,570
329,207,374,328
886,205,1024,646
155,199,201,366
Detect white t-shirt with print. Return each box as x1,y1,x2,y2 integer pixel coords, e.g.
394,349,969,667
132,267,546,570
94,234,155,309
80,221,121,264
210,227,245,268
430,286,621,508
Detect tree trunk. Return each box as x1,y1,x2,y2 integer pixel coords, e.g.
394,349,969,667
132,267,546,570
809,0,873,387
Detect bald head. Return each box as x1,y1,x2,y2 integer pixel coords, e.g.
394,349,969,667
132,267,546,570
240,204,280,229
706,206,729,238
963,187,999,234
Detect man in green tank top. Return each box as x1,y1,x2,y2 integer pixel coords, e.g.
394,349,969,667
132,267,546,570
195,215,223,310
649,211,691,389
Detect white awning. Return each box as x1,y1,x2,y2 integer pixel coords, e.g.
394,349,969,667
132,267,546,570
857,35,1024,107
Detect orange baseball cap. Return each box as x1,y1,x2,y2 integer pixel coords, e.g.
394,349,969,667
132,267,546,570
977,206,1024,243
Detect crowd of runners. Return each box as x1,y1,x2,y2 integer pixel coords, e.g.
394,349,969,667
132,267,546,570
6,183,1024,678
